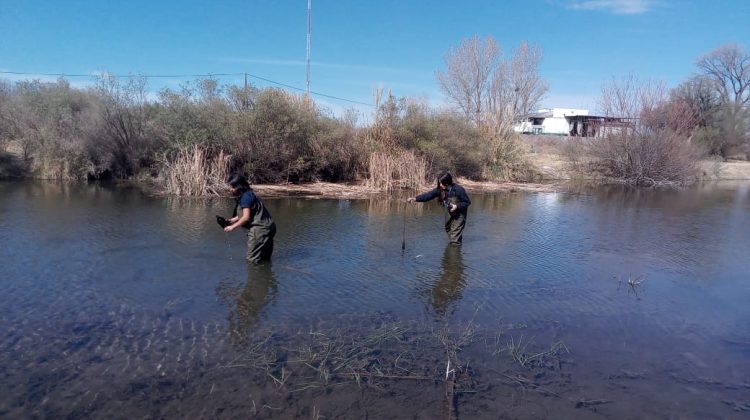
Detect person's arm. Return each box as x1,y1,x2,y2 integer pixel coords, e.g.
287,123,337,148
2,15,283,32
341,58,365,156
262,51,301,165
457,186,471,211
446,186,470,213
225,208,250,232
407,188,440,203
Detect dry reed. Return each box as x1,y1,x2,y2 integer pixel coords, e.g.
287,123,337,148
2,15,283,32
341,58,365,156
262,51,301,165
366,150,428,191
161,146,230,196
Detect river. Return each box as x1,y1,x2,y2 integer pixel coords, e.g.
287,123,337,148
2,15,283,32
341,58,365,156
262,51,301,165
1,181,749,418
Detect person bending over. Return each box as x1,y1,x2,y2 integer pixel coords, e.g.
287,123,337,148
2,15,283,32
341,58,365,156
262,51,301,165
408,172,471,245
224,174,277,264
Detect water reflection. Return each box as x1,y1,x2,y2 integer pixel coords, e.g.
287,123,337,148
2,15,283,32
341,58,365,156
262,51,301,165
224,264,277,343
2,181,750,418
429,244,467,316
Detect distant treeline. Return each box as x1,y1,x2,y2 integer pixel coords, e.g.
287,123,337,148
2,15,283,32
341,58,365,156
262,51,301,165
0,41,747,191
0,74,535,192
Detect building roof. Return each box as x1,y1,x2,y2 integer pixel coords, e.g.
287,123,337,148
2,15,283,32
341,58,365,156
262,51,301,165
525,108,589,119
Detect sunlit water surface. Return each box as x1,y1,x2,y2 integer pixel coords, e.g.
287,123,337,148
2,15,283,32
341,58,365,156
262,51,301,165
1,182,749,419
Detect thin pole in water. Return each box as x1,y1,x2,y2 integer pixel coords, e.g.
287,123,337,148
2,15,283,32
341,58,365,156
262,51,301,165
402,201,407,250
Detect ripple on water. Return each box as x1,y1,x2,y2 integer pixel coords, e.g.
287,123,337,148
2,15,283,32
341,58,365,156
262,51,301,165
1,183,750,418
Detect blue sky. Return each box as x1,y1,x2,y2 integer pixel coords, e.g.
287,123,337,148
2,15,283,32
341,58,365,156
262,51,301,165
0,0,748,115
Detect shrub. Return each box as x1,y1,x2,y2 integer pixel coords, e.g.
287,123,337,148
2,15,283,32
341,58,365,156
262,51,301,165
578,76,704,186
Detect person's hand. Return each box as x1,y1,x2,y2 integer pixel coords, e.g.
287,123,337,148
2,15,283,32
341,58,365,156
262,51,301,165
449,203,458,212
223,225,235,233
407,197,416,203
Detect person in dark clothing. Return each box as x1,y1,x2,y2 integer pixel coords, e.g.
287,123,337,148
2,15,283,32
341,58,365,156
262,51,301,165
224,174,277,264
407,172,471,245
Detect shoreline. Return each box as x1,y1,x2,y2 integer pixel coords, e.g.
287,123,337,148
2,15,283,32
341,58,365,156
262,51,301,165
4,172,748,200
250,178,563,200
4,152,750,199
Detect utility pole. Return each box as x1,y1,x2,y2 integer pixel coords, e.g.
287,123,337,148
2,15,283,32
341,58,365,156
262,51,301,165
306,0,312,98
244,72,248,110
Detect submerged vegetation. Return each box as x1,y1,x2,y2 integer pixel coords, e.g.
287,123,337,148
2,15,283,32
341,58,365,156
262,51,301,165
217,316,572,419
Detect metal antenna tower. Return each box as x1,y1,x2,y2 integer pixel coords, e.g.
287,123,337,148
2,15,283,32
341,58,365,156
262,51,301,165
306,0,312,96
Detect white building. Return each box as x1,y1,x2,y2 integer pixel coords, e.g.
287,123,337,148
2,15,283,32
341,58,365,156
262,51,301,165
514,108,589,135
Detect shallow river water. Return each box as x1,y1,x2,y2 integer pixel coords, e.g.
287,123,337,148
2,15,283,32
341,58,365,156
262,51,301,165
1,181,749,419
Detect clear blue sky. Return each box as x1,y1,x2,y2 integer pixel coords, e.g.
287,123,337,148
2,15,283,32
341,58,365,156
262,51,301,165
0,0,748,115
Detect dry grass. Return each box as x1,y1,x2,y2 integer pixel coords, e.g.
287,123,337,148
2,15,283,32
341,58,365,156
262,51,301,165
161,146,230,196
502,335,569,369
699,159,750,180
366,150,428,192
455,177,559,193
365,87,429,192
243,176,562,200
252,181,380,199
32,156,93,181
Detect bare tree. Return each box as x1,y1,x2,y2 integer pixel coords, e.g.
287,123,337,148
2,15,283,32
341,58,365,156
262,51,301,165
670,75,722,127
490,42,548,119
435,36,500,126
696,44,750,107
694,45,750,157
599,74,667,121
95,73,150,177
0,80,18,150
583,75,702,186
436,37,548,132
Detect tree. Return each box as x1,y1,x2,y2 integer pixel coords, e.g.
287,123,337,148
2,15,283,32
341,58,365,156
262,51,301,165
585,75,702,186
94,73,151,177
435,36,500,126
695,45,750,157
696,44,750,107
599,74,668,121
490,42,549,119
436,37,547,130
0,80,18,150
156,79,233,152
670,76,722,127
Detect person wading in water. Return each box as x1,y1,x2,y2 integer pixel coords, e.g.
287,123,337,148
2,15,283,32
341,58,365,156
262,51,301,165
407,172,471,245
224,174,277,264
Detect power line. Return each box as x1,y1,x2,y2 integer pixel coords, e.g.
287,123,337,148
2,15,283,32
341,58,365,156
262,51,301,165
0,71,242,78
0,70,373,107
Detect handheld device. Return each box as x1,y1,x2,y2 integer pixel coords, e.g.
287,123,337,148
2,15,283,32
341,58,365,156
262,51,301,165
216,215,230,228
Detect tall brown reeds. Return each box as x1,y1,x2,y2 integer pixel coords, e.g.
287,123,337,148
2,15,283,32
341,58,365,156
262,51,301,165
364,87,428,191
161,146,230,195
366,150,427,191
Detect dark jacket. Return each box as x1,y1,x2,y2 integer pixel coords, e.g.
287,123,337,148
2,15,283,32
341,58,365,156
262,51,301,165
415,184,471,217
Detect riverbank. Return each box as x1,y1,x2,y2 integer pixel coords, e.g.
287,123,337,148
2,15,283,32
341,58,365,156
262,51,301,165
248,157,750,200
250,177,560,199
4,147,749,199
521,134,750,182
